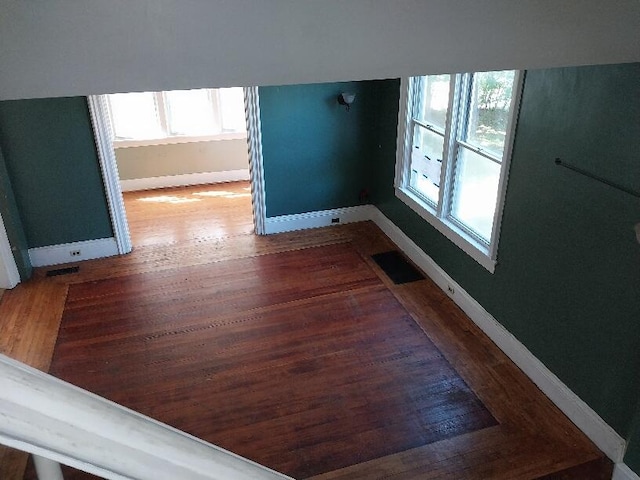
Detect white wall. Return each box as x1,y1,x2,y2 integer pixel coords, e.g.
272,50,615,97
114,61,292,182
1,1,638,100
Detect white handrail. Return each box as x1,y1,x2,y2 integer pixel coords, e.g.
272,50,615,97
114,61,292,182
0,354,294,480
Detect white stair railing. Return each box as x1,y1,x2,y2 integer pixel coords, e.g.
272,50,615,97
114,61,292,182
0,354,294,480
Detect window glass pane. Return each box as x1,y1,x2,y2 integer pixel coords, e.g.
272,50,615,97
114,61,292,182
108,92,162,140
165,89,217,136
219,88,246,132
465,70,515,157
414,74,450,131
409,124,444,206
450,147,501,242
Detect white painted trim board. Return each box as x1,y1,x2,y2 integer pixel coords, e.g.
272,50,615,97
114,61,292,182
29,238,119,267
244,86,267,235
120,169,250,192
368,207,626,463
264,205,375,234
0,210,20,288
613,463,640,480
87,95,132,255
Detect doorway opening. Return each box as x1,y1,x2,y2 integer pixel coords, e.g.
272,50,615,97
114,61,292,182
88,87,266,256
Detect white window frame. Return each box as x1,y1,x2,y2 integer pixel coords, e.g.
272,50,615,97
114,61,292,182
107,89,247,149
394,70,524,273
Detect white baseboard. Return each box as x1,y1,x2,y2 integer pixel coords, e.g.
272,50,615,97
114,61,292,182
369,208,626,464
614,463,640,480
29,238,119,267
21,204,628,471
264,205,375,235
120,169,250,192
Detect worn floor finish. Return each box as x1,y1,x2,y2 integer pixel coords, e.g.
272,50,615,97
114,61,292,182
51,244,497,479
0,182,611,479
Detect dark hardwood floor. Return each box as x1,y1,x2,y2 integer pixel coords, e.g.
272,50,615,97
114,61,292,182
0,182,611,479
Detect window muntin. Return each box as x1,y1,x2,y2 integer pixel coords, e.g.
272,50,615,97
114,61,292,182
449,148,501,242
108,92,163,140
410,125,445,206
462,70,515,157
106,87,246,147
414,74,450,130
219,87,247,132
164,89,219,136
396,70,522,271
408,74,451,207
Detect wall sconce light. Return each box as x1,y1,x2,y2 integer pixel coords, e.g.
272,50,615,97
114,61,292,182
337,92,356,111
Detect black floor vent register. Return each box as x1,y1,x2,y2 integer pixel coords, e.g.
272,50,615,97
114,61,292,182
46,266,79,277
371,251,425,285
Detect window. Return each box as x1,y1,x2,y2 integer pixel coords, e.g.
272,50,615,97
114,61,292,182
395,70,523,272
106,87,246,147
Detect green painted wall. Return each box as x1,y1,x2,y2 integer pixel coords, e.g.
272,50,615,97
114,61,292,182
626,406,640,472
0,97,113,248
259,82,375,217
0,147,31,279
372,64,640,443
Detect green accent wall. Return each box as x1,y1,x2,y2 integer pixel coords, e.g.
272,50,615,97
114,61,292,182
372,64,640,450
627,407,640,473
0,97,113,248
259,82,375,217
0,147,31,279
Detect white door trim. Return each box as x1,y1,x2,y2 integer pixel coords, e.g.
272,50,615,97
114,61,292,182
0,210,20,289
87,95,132,255
90,89,266,243
244,86,267,235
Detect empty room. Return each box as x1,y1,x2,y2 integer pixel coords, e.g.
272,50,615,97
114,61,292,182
0,2,639,480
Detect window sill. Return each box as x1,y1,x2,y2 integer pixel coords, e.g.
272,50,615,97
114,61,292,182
395,187,497,273
113,132,247,149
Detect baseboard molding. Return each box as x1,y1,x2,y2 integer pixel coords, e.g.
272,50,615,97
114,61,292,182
29,238,119,267
614,464,640,480
369,208,626,464
120,169,250,192
264,205,375,235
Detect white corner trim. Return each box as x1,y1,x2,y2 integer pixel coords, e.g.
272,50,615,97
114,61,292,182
369,207,626,463
0,211,20,289
264,205,375,235
244,86,267,236
119,169,250,192
28,238,119,267
87,95,132,255
613,463,640,480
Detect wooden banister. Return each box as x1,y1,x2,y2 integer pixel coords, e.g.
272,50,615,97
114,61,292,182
0,354,293,480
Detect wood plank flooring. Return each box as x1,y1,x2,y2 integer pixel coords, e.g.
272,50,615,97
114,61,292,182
0,182,611,479
50,244,497,479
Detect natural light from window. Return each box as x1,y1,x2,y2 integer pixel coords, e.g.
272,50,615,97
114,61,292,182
396,70,522,272
106,87,246,147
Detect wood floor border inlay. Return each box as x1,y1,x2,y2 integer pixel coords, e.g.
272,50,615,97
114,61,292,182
47,243,497,479
2,183,609,480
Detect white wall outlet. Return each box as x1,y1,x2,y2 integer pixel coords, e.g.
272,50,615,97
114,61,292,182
447,284,455,296
70,250,81,257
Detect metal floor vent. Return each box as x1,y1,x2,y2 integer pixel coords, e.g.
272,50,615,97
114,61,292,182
46,266,80,277
371,251,425,285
